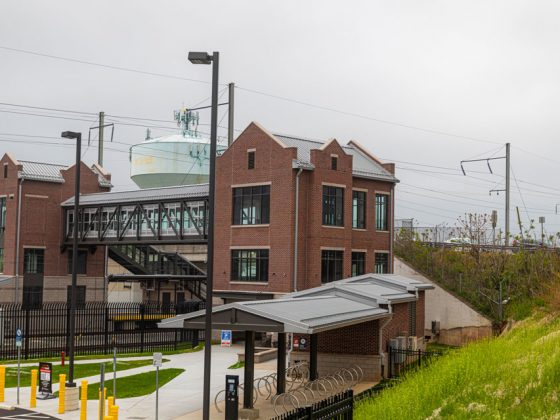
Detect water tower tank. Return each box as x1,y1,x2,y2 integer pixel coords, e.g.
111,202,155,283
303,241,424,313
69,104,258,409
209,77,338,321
129,109,225,188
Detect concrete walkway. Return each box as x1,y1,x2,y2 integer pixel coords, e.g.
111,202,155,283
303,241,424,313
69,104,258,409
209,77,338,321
2,344,275,420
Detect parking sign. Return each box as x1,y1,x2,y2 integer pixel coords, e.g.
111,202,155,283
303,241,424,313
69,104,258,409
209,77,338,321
221,330,232,347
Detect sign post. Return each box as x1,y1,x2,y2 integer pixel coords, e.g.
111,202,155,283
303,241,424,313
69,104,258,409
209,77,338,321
37,362,55,399
153,352,162,420
99,363,105,420
112,347,117,403
16,328,22,405
221,330,232,347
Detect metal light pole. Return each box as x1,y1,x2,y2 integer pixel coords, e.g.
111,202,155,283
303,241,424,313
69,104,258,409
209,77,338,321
61,130,82,387
188,51,219,420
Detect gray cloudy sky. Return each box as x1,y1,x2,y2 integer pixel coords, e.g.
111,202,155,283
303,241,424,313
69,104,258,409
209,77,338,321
1,1,560,234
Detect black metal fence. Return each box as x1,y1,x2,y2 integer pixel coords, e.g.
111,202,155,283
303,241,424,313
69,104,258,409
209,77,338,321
0,301,203,360
273,390,354,420
388,347,441,378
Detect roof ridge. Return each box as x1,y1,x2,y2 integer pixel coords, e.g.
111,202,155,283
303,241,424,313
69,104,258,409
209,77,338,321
19,160,68,168
273,132,324,145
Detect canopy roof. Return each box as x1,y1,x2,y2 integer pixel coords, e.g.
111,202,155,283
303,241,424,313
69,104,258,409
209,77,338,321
159,273,432,334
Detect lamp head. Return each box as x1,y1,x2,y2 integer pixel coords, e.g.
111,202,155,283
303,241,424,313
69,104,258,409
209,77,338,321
61,131,81,139
188,52,212,65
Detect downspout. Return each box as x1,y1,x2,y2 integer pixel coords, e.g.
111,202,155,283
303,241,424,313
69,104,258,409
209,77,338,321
379,303,393,378
14,178,24,304
390,185,395,273
293,168,303,292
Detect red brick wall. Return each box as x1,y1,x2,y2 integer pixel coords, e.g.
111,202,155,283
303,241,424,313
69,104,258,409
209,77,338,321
0,156,109,279
293,319,380,356
214,123,298,294
417,291,425,338
213,123,396,296
381,302,410,352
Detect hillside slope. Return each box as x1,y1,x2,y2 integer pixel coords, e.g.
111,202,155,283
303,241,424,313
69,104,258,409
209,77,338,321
356,314,560,419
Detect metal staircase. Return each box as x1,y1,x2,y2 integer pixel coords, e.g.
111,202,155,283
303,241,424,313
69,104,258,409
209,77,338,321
108,244,207,300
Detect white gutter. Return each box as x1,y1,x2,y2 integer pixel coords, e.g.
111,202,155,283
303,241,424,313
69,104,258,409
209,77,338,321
14,178,24,304
293,168,303,292
379,303,393,378
390,184,395,273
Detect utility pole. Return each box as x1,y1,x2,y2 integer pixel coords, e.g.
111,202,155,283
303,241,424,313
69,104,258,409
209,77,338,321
516,206,523,241
98,112,105,167
460,142,510,245
505,143,510,246
228,82,235,147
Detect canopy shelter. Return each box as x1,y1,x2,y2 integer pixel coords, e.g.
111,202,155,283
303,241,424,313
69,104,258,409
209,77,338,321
158,274,433,411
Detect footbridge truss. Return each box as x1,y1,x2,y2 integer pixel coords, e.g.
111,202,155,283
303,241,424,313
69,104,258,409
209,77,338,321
62,184,210,246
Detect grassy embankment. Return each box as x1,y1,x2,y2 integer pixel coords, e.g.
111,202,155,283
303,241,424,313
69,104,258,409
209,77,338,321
355,313,560,419
396,238,560,321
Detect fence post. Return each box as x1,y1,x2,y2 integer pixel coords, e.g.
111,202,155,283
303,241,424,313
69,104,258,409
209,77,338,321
24,307,30,360
104,306,109,354
140,304,145,353
174,329,178,350
388,346,392,378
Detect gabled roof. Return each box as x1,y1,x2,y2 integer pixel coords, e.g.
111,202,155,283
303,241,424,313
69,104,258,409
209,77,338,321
159,273,431,334
16,159,112,187
274,133,398,182
158,295,388,334
62,183,209,207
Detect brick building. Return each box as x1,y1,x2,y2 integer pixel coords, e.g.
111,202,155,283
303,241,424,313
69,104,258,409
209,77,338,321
214,122,398,302
0,153,112,305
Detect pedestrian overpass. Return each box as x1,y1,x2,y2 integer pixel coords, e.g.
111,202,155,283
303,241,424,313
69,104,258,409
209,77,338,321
61,184,209,245
61,184,210,300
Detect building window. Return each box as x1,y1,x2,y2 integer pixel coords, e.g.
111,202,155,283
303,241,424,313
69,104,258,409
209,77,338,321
376,193,389,231
321,250,343,283
351,252,366,277
232,185,270,225
67,285,86,309
231,249,269,282
352,191,366,229
331,156,338,170
24,249,44,274
409,301,417,336
322,186,344,226
248,151,255,169
67,250,88,275
3,165,7,179
375,253,389,274
0,248,4,273
0,197,6,232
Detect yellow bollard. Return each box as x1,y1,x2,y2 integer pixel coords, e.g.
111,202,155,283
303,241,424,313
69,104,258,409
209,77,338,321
107,395,114,413
58,374,66,414
0,365,5,403
104,417,114,420
110,405,119,420
80,380,88,420
30,369,38,408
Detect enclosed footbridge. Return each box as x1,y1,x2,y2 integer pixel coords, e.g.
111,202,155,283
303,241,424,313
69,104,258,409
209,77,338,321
62,184,210,300
62,184,210,246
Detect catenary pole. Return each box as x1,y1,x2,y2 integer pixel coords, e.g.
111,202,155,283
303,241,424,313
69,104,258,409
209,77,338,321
505,143,510,246
98,111,104,167
228,82,234,147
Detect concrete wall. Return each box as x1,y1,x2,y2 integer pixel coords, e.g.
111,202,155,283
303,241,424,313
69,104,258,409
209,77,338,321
394,258,493,346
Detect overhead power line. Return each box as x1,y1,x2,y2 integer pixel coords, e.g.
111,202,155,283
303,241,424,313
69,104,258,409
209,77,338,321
0,45,214,85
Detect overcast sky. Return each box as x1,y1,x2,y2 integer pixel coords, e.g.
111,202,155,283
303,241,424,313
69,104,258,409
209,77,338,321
2,1,560,235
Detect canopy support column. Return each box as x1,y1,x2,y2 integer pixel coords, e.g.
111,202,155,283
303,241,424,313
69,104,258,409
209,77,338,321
310,334,318,380
276,333,286,394
243,330,255,409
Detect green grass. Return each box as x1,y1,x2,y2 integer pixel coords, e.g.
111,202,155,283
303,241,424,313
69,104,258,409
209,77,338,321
82,368,185,399
4,359,165,388
227,361,244,369
355,313,560,419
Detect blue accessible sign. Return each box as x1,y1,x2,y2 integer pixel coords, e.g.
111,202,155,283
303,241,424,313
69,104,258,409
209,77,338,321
16,328,23,348
221,330,232,347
